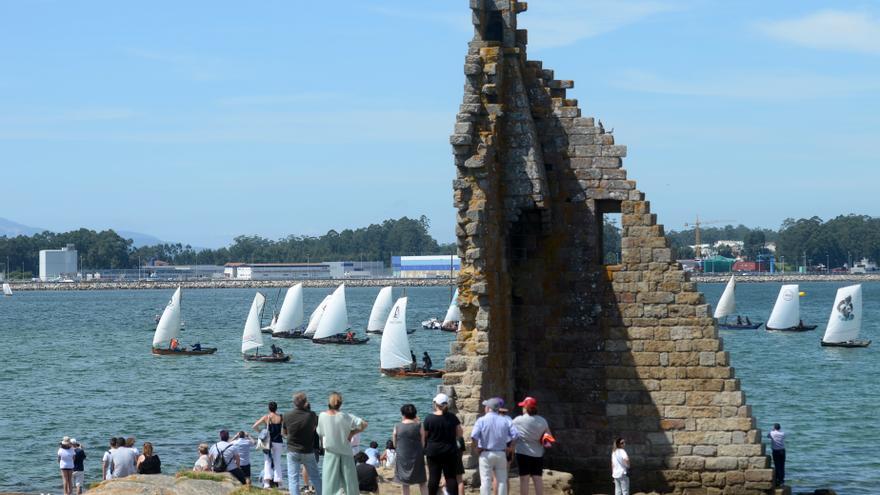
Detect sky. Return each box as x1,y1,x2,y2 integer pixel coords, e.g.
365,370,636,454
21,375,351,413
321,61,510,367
1,1,877,248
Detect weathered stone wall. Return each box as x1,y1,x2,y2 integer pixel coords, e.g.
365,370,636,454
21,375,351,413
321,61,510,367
443,1,772,493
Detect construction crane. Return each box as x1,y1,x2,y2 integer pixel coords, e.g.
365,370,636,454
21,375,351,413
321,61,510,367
684,215,736,259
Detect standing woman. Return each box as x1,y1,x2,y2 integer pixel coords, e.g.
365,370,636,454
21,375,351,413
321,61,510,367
393,404,428,495
57,436,75,495
611,437,630,495
253,401,285,488
422,393,462,495
512,397,551,495
317,392,368,495
136,442,162,474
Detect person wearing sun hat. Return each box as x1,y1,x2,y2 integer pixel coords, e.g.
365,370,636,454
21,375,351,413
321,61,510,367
512,397,551,495
57,436,75,495
423,392,463,495
471,397,518,495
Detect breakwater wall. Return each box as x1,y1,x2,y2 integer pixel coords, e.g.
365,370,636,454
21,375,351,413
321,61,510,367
692,273,880,283
2,278,454,291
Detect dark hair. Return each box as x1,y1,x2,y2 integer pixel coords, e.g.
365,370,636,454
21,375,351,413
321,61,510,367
268,401,278,413
110,438,118,447
220,430,229,441
117,437,126,447
236,430,247,439
354,452,369,464
386,439,394,449
526,404,538,415
370,441,378,448
773,423,781,430
400,403,417,420
613,437,625,450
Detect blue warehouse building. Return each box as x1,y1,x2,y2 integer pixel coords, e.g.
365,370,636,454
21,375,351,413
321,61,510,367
391,255,460,278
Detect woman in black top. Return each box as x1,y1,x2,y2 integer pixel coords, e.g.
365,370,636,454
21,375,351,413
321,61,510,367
136,442,161,474
421,393,462,495
253,401,285,488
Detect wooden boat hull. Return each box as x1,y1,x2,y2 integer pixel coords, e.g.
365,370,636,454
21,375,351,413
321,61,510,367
766,324,817,332
272,330,306,339
821,339,871,348
151,347,217,356
365,329,383,334
244,353,291,362
312,336,370,345
381,368,444,378
718,322,763,330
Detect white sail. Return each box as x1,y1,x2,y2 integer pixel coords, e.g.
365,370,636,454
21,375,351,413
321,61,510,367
766,284,800,329
273,284,304,334
304,294,332,337
313,284,348,340
713,275,736,318
2,283,11,296
822,284,862,343
367,286,394,332
152,287,182,347
380,297,412,369
242,292,266,353
442,288,461,325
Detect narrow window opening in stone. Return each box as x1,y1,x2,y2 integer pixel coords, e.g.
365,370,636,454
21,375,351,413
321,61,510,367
484,11,504,42
596,200,622,265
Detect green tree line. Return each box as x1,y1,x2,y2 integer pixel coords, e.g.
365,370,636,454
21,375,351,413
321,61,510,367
0,216,454,277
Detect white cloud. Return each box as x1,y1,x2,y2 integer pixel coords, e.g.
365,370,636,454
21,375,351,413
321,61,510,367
756,10,880,55
523,0,684,49
613,69,880,100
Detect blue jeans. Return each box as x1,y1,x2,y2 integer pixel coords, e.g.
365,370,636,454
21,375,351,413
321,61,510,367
287,450,321,495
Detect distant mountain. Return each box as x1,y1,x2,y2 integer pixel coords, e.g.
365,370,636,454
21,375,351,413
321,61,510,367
0,218,179,248
0,217,44,237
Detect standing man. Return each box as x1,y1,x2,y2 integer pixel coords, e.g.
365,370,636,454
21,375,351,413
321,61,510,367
71,439,86,495
768,423,786,486
471,397,518,495
283,392,322,495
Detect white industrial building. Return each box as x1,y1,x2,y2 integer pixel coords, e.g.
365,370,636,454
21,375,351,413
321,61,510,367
392,255,460,278
39,244,78,281
224,261,386,280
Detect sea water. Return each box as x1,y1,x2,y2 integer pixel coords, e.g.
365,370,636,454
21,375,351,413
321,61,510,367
0,283,877,493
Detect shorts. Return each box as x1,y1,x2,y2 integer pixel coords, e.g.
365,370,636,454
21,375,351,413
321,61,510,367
515,453,543,476
73,470,84,487
241,464,251,479
455,452,464,475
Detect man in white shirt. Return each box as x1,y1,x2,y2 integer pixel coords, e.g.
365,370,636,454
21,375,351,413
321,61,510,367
209,429,246,485
109,436,137,479
102,438,116,481
768,423,786,486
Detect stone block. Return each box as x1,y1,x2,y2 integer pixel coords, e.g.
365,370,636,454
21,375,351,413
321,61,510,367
704,457,739,471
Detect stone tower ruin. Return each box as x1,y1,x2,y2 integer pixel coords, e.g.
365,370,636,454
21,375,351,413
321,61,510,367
444,1,773,493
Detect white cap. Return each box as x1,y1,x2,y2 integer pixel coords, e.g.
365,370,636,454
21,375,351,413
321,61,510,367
433,393,449,405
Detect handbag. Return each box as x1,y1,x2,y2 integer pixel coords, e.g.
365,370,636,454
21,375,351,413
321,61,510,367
256,428,271,451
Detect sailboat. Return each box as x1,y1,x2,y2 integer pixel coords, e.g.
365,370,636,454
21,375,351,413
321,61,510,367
151,287,216,355
765,284,816,331
2,283,12,297
380,297,443,378
440,288,461,332
271,284,307,339
366,287,394,334
821,284,870,347
243,292,291,362
303,294,332,339
260,289,281,333
312,284,369,345
714,275,762,329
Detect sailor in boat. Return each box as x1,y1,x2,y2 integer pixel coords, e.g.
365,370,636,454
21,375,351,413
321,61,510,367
270,344,283,356
736,316,743,326
422,352,433,372
345,331,354,343
410,351,418,372
745,317,752,325
170,338,181,352
192,342,202,352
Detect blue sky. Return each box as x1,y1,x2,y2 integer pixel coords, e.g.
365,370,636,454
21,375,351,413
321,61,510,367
1,1,877,248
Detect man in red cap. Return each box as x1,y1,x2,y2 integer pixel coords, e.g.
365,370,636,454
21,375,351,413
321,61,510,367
512,397,552,495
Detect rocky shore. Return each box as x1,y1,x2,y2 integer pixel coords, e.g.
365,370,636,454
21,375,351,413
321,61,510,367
1,278,453,291
691,273,880,283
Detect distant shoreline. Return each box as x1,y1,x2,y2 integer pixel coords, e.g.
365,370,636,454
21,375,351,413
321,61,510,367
4,273,880,291
0,278,455,291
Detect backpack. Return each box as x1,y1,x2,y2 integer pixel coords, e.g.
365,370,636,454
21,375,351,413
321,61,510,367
212,444,230,472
